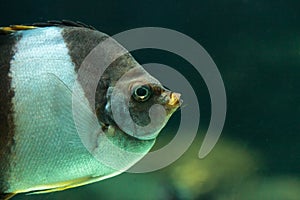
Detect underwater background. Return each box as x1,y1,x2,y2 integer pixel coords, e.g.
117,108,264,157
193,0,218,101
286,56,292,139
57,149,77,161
1,0,300,199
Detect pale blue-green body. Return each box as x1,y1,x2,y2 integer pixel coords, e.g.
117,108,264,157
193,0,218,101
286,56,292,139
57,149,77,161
7,27,154,193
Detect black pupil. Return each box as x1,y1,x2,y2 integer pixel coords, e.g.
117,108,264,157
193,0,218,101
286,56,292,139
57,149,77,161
136,87,147,97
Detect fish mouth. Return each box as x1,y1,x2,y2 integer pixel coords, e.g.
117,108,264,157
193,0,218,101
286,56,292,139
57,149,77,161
167,92,182,108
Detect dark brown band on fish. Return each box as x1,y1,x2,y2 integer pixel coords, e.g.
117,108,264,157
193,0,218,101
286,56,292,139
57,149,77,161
61,27,109,72
0,33,20,193
95,53,137,125
62,27,139,126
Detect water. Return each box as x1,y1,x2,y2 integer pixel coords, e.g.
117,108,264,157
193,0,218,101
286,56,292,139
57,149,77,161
1,0,300,199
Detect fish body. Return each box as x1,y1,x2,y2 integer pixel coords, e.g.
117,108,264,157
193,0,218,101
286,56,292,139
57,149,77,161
0,22,181,198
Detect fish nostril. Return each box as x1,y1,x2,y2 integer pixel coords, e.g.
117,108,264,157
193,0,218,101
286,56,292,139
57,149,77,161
163,85,171,91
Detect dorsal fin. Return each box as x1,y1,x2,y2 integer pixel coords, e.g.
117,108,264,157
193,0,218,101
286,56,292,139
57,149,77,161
32,20,96,30
0,25,36,34
0,20,96,35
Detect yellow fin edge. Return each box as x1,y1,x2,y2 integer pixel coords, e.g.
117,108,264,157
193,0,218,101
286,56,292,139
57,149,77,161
9,171,122,197
0,193,16,200
0,25,36,33
16,173,115,195
27,176,93,195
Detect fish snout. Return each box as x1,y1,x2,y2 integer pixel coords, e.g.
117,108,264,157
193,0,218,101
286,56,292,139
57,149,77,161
167,92,182,108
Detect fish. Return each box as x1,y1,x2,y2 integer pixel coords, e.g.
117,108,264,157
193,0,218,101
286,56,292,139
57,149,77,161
0,21,181,199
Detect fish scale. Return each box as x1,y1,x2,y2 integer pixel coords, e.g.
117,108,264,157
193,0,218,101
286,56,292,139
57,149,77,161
4,27,119,194
9,73,114,193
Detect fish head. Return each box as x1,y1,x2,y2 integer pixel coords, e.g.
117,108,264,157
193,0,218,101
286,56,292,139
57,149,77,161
129,81,182,128
105,65,182,140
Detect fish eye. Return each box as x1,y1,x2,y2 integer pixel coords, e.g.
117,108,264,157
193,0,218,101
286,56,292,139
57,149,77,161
132,85,152,102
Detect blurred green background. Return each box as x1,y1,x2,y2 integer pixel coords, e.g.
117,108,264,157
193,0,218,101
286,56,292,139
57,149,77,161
1,0,300,199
